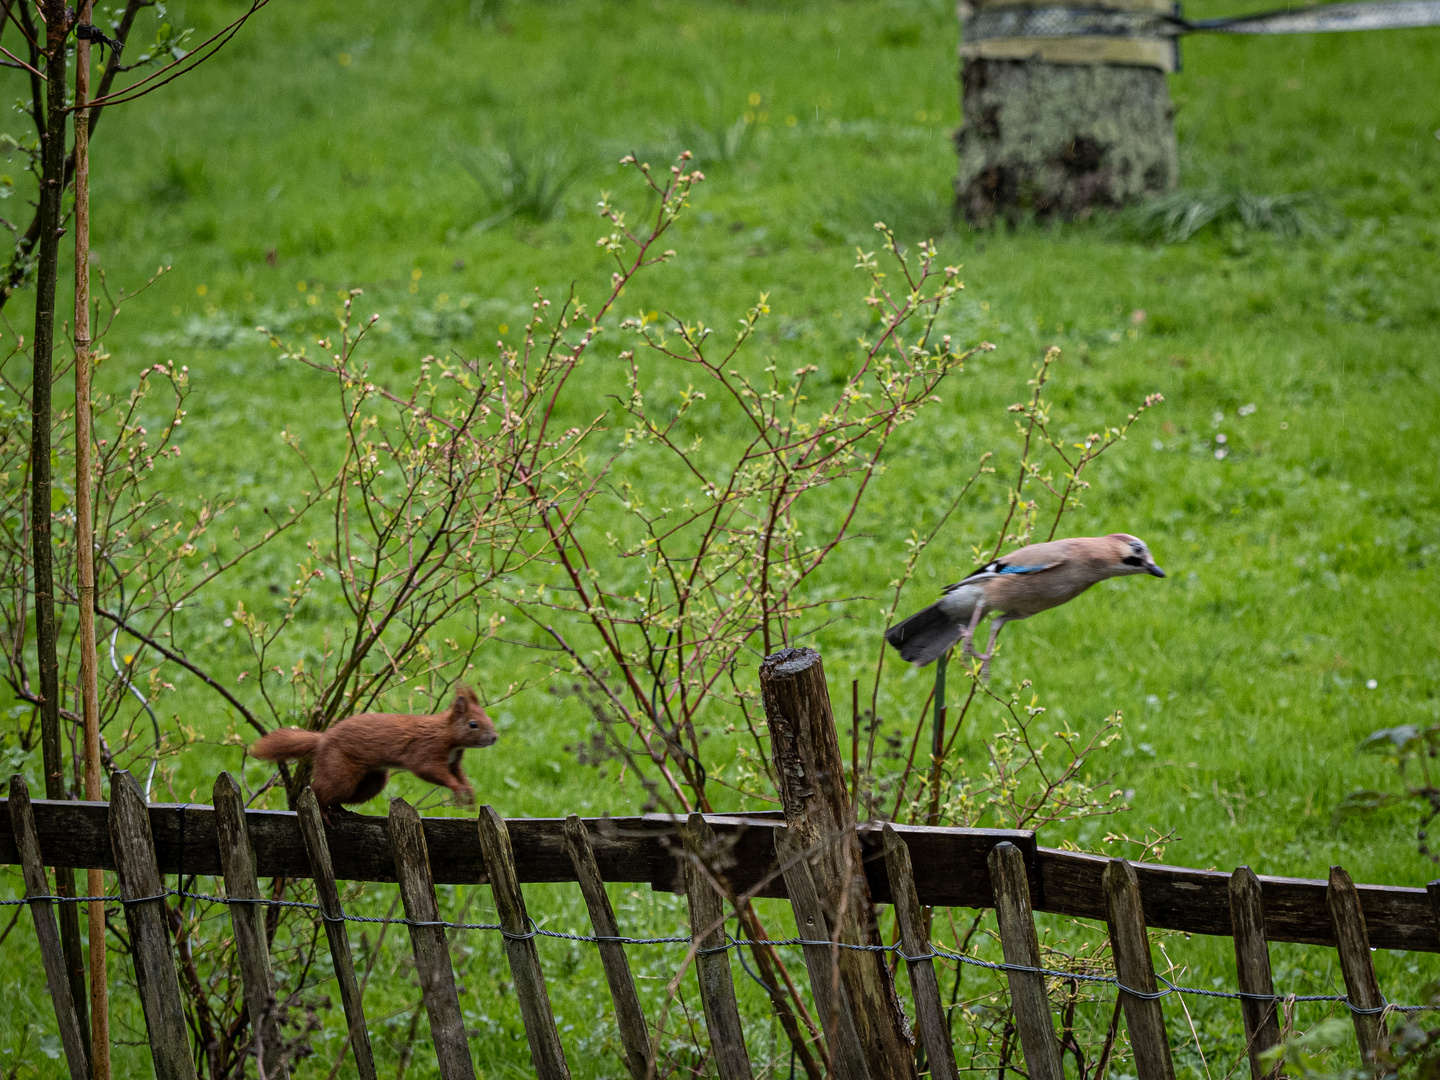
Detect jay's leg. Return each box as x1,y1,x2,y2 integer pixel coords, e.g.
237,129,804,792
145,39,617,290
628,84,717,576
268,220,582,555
978,616,1010,680
959,603,986,659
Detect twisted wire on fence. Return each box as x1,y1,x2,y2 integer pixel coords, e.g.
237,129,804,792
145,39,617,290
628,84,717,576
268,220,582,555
6,886,1434,1017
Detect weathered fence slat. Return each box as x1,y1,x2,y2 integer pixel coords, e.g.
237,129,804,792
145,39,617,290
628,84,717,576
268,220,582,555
7,776,89,1080
761,647,916,1080
1229,866,1280,1080
108,769,198,1080
390,799,476,1080
296,789,377,1080
883,824,959,1080
213,773,289,1080
776,829,869,1080
1103,858,1175,1080
477,804,571,1080
683,813,755,1080
1327,865,1384,1062
563,814,650,1080
1426,879,1440,944
988,841,1063,1080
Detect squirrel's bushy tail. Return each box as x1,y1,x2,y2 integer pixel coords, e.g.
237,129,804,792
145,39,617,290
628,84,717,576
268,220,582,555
251,728,322,762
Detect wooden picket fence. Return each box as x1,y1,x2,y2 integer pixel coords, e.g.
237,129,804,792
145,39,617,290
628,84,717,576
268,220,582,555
3,647,1438,1079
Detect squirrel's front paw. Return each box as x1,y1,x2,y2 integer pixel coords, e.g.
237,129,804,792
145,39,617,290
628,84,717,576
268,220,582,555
455,787,476,806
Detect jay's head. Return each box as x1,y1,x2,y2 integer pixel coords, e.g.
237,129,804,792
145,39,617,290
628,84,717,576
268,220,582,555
1104,534,1166,578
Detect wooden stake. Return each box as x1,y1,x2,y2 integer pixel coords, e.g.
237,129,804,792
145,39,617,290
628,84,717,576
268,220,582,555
987,841,1062,1080
683,813,755,1080
760,647,916,1080
775,829,869,1080
1326,865,1384,1062
1426,879,1440,947
107,769,197,1080
72,4,110,1072
295,789,376,1080
389,799,476,1080
213,773,288,1079
1229,867,1280,1080
1102,858,1174,1080
8,775,89,1080
563,815,650,1080
476,805,570,1080
883,825,959,1080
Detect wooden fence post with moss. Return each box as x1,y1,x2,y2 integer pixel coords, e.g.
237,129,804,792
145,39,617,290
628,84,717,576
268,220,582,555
760,646,917,1080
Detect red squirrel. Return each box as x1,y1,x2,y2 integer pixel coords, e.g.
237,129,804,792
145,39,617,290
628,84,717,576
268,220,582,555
250,685,498,814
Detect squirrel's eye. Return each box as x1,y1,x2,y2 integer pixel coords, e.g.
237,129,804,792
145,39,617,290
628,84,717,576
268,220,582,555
469,720,478,728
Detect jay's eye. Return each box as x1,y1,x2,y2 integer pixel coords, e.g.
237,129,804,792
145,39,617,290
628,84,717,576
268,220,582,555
1122,555,1144,567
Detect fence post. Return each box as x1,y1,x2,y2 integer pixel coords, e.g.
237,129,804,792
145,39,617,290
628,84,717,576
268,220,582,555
563,815,650,1080
476,805,571,1080
1229,867,1280,1080
775,829,869,1080
7,775,89,1080
390,798,477,1080
1102,858,1174,1080
760,647,917,1080
987,841,1063,1080
108,769,198,1080
1327,865,1384,1062
682,813,755,1080
212,773,289,1080
883,825,959,1080
296,789,377,1080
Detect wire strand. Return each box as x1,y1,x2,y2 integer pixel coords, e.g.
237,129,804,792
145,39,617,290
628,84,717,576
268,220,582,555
5,885,1433,1014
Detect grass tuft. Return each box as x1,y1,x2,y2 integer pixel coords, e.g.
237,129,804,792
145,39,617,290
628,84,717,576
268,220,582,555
456,132,579,231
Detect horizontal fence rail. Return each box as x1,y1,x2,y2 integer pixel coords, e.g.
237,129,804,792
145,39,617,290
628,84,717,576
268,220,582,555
2,798,1437,952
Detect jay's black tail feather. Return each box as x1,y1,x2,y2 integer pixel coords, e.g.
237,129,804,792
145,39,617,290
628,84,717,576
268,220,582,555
884,601,964,667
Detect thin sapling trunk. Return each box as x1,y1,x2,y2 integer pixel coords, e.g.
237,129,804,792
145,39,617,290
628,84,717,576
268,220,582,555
73,3,111,1071
32,0,91,1042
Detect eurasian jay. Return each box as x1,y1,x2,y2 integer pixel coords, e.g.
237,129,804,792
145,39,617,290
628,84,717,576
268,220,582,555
884,533,1165,676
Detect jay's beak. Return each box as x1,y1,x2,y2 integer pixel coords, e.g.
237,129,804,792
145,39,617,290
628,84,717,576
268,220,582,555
1146,562,1166,578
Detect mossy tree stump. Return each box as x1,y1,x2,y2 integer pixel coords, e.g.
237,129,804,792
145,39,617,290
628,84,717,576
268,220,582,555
954,1,1180,224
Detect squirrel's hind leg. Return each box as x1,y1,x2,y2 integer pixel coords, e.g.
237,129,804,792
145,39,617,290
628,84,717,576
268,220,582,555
346,770,390,805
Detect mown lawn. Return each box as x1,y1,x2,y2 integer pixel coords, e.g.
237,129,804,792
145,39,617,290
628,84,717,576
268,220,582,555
0,0,1437,1075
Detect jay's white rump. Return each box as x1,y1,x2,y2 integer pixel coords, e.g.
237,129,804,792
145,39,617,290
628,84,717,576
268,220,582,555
884,533,1165,673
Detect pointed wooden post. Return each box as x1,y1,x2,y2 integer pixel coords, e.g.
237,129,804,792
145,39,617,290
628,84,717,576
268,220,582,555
296,789,376,1080
775,829,869,1080
108,769,197,1080
884,826,958,1080
682,813,754,1080
988,841,1062,1080
563,815,650,1080
1102,858,1174,1080
1229,867,1281,1080
477,805,570,1080
8,775,89,1080
213,773,289,1079
1327,865,1384,1062
761,647,916,1080
390,798,476,1080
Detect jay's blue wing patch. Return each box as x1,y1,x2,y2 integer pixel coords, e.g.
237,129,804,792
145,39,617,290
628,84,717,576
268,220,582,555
947,559,1062,589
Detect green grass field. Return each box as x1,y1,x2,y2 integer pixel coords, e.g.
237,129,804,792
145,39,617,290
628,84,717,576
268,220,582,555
1,0,1438,1074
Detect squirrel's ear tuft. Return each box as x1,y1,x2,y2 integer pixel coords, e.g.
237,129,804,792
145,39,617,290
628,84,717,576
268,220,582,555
453,694,468,717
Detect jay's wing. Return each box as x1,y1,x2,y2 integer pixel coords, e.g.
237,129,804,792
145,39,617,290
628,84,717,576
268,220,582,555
942,557,1063,593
